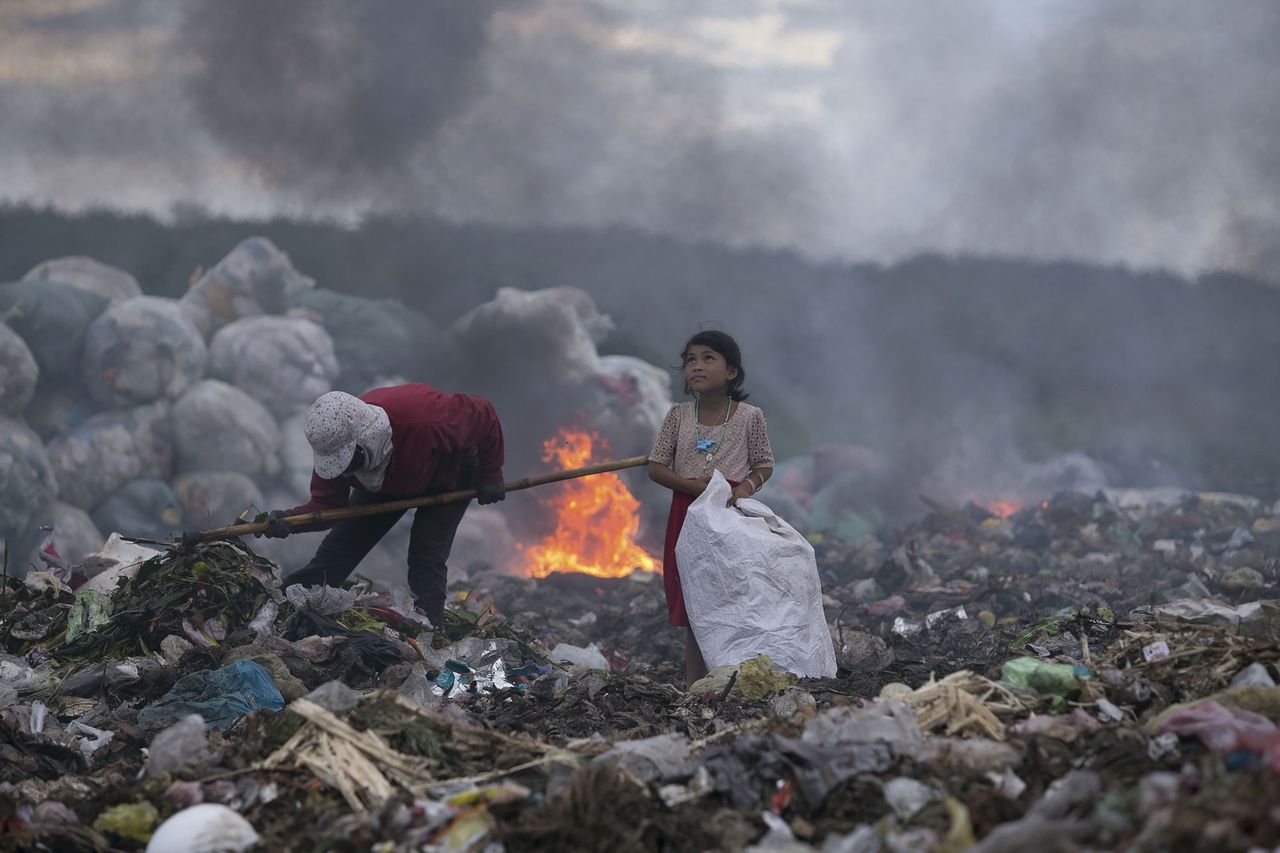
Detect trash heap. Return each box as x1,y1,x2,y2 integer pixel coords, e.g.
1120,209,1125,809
0,246,674,584
4,486,1280,850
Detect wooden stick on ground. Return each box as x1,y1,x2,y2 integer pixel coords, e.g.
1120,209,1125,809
179,454,651,544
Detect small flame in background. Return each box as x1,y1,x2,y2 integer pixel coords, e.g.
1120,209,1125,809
519,428,658,579
983,499,1020,518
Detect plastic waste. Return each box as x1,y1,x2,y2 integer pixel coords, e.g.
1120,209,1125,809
305,680,363,714
0,417,58,535
67,720,115,759
1000,657,1084,698
550,642,610,670
173,470,265,531
884,777,941,820
91,478,183,542
1231,662,1277,689
79,533,161,593
0,654,58,695
676,471,837,677
592,734,691,783
82,296,207,407
94,801,159,843
146,714,221,776
44,401,173,511
146,803,260,853
180,236,315,338
1158,698,1280,769
0,321,38,416
23,255,143,303
288,287,432,384
17,501,104,572
0,278,108,378
172,379,280,475
208,315,339,417
23,380,97,442
137,660,285,732
1151,598,1265,627
802,699,926,759
65,588,113,643
285,584,358,616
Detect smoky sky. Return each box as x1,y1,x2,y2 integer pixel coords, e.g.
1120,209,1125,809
1,1,1279,279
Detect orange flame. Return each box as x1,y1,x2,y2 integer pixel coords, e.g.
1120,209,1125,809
519,428,658,579
983,500,1020,518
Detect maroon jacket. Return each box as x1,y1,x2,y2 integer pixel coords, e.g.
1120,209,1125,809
287,384,503,528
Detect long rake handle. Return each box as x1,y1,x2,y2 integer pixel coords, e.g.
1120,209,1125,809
187,455,652,543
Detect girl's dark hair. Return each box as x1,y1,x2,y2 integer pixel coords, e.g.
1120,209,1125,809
680,330,750,401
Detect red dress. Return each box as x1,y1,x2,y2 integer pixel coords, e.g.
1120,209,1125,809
663,480,737,627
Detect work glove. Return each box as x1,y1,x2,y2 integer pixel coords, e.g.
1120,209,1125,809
475,480,506,506
254,510,291,539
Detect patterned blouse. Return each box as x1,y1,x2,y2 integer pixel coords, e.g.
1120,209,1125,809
648,400,774,481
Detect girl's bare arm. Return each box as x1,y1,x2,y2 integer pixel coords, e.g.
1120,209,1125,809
648,461,708,497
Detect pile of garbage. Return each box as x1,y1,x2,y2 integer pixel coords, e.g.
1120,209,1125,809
0,245,675,584
4,486,1280,850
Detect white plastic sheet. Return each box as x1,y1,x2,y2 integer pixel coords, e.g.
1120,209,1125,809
675,471,837,677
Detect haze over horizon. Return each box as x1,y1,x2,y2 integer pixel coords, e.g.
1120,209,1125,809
2,0,1278,283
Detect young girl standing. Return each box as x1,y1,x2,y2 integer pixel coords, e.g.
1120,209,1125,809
648,330,774,686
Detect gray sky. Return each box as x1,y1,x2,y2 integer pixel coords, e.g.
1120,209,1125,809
2,0,1278,280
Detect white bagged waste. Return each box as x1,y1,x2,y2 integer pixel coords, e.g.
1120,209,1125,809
208,316,338,418
675,471,837,678
0,416,58,534
0,321,38,416
172,379,279,475
91,478,182,542
18,501,104,570
23,256,143,303
173,470,265,530
180,236,314,338
82,296,207,408
45,401,173,511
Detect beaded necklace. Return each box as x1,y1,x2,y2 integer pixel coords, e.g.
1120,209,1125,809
694,398,733,473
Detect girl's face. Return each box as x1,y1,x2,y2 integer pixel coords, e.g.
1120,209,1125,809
683,344,738,395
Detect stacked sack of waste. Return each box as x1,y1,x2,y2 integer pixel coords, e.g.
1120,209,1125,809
1,242,674,582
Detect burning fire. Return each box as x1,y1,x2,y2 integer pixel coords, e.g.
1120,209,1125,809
519,428,658,579
983,499,1020,518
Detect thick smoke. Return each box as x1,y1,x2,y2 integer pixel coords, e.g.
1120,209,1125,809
179,0,517,196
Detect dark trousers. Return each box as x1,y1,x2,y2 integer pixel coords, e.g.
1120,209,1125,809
282,487,470,628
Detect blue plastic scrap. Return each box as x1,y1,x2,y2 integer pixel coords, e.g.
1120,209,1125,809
137,659,285,732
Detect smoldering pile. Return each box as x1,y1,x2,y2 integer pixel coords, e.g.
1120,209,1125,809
0,241,674,582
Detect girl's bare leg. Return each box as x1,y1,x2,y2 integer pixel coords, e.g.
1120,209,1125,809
685,629,708,686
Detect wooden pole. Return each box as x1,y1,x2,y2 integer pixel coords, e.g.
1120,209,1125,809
182,454,652,544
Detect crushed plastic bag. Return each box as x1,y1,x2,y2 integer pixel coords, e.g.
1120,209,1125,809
0,278,108,378
550,642,610,670
173,470,265,530
137,660,285,732
1000,657,1085,698
44,400,173,511
592,733,691,783
0,417,58,534
1157,698,1280,770
802,699,926,759
146,714,221,777
209,315,339,417
65,588,113,643
91,478,183,542
285,584,357,616
676,471,837,677
23,255,143,303
172,379,280,475
0,321,38,416
82,296,207,408
180,236,315,338
0,654,58,696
